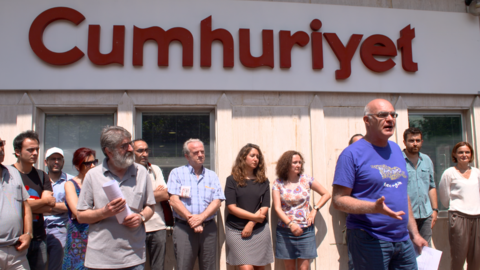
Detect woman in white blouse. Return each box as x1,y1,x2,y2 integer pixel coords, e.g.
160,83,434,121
439,141,480,270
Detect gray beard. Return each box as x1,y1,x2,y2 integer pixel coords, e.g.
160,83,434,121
111,150,134,169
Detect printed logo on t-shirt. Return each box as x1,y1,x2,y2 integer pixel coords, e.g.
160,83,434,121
371,165,407,180
25,185,40,222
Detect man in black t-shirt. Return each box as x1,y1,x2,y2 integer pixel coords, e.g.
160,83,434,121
12,131,55,270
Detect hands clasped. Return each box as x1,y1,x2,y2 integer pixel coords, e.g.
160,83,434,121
188,214,206,233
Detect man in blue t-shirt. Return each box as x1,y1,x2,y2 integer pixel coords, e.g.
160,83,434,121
332,99,427,270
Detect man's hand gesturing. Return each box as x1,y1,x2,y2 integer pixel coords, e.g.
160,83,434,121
375,196,405,220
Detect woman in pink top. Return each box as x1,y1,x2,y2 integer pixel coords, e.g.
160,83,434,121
439,142,480,270
272,150,331,270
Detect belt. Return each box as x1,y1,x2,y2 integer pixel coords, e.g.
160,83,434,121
174,218,214,227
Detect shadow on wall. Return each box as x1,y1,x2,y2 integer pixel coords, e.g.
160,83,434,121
329,203,349,270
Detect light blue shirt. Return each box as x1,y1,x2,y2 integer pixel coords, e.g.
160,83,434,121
167,164,225,221
44,172,74,227
403,151,436,219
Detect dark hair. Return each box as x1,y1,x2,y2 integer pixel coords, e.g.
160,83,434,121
231,144,267,187
73,147,96,170
275,151,304,181
348,134,363,145
403,127,422,142
451,142,474,163
13,131,39,156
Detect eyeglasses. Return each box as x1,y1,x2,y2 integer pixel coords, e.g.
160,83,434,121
366,111,398,119
119,141,133,151
0,140,5,147
135,148,150,154
82,159,99,166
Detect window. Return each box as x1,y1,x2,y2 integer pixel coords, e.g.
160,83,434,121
408,113,464,211
139,112,214,180
44,114,115,176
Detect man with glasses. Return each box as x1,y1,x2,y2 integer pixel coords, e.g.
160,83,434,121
167,138,225,270
12,131,56,270
133,139,169,270
43,147,74,270
76,126,155,270
0,137,33,270
332,99,427,270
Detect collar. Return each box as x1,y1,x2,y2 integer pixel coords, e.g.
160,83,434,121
102,158,136,179
402,150,423,162
51,172,68,185
186,163,205,175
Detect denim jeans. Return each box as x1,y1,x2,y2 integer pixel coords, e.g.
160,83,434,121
46,226,67,270
347,229,417,270
26,239,47,270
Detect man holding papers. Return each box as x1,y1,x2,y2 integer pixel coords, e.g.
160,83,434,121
77,126,155,270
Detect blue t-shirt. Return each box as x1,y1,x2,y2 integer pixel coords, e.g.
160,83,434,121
333,139,409,242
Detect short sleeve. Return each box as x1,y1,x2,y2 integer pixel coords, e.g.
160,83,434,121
225,176,237,206
77,173,94,210
272,179,280,191
144,172,156,206
21,184,29,201
332,152,356,189
211,173,225,201
43,171,53,192
261,181,271,208
167,168,181,196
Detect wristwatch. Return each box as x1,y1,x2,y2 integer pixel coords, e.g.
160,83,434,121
26,232,33,239
139,213,146,222
313,205,320,211
432,208,439,212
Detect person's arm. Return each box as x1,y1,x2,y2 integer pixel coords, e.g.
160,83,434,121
306,180,332,225
224,177,265,223
407,196,428,253
123,205,155,228
64,181,79,219
77,197,127,224
154,185,169,202
15,201,32,251
428,188,438,228
332,184,405,219
438,170,450,209
188,199,222,228
169,195,192,220
28,190,56,213
273,188,303,236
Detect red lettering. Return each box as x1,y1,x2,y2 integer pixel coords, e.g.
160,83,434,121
88,25,125,65
310,19,323,70
201,16,234,67
279,31,309,68
360,35,397,73
239,29,274,68
324,33,363,80
29,7,85,65
132,26,193,67
397,25,418,72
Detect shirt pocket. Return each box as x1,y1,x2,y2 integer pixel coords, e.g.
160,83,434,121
203,187,215,206
15,186,24,201
129,192,144,212
419,168,431,182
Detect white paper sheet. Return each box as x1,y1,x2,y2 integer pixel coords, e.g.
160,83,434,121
416,246,442,270
102,180,133,224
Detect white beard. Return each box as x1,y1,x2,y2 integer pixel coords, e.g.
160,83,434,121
111,150,134,169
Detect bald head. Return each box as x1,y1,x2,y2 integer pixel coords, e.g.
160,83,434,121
364,99,394,116
363,99,396,147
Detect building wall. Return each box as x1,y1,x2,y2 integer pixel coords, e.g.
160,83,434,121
1,90,479,269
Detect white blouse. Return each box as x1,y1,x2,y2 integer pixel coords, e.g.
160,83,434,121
439,166,480,215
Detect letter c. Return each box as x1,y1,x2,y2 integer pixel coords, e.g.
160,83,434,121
29,7,85,65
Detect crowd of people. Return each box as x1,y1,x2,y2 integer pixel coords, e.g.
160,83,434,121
0,98,479,270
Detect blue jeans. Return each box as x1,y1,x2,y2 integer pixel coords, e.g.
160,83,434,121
46,226,67,270
347,229,417,270
27,239,47,270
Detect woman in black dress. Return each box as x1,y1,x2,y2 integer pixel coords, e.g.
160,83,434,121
225,143,273,270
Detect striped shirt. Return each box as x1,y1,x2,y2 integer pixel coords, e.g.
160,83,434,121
167,164,225,221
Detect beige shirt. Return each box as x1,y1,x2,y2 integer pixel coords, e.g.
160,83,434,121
145,164,167,232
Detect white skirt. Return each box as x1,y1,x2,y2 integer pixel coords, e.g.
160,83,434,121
225,223,274,266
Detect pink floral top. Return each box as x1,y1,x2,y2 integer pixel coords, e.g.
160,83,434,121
272,175,314,228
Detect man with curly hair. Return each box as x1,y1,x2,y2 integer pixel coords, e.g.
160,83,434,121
332,99,428,270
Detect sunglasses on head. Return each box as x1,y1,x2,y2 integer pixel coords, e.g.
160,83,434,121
82,159,99,166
